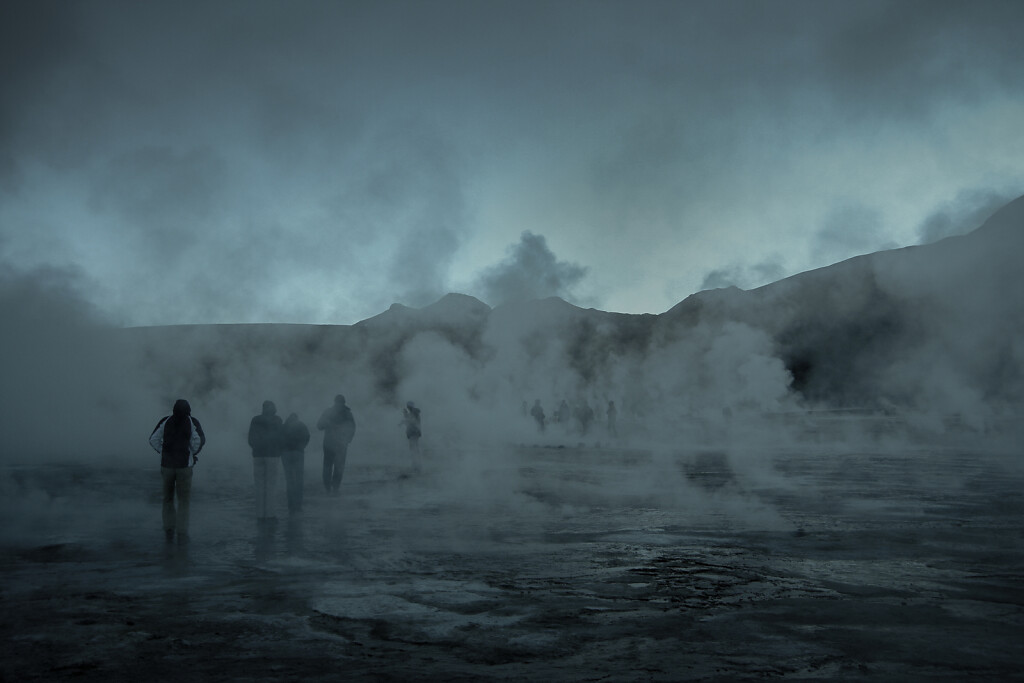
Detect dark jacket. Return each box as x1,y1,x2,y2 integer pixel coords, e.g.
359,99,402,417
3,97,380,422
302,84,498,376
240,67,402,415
403,405,421,439
248,402,283,458
282,415,311,453
317,397,356,452
149,399,206,469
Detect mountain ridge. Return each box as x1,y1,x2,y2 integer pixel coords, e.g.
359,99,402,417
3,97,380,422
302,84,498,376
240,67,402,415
127,193,1024,418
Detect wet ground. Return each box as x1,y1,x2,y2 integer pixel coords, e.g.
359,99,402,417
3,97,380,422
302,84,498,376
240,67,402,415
2,441,1023,681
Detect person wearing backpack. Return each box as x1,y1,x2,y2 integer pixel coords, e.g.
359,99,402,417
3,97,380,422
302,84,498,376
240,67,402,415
149,399,206,545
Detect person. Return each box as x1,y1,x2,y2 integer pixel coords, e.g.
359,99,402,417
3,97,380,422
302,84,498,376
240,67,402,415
575,399,595,436
555,399,570,427
248,400,283,522
317,394,356,495
530,399,546,433
607,400,618,437
402,401,422,471
149,399,206,545
281,412,310,515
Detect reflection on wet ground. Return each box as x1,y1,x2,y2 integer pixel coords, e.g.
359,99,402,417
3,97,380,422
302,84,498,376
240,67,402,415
2,445,1023,680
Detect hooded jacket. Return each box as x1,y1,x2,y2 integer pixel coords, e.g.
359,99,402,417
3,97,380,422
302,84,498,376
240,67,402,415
282,414,311,453
149,399,206,469
248,400,284,458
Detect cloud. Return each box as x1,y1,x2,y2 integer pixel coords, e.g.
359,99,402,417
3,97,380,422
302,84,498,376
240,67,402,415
3,1,1024,325
916,189,1016,244
473,232,588,306
700,259,787,291
811,204,898,266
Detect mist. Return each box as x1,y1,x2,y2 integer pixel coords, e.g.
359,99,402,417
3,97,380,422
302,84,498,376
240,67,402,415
4,195,1022,476
3,192,1024,679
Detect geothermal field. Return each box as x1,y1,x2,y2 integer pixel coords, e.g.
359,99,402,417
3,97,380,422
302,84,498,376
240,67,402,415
5,3,1024,679
3,197,1023,680
2,416,1022,681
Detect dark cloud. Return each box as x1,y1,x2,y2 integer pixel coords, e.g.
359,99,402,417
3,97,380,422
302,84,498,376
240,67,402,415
474,232,588,307
1,0,1023,324
89,145,227,239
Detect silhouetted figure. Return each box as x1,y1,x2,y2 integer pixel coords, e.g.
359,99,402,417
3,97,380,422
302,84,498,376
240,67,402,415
248,400,283,522
281,412,310,515
575,399,595,436
402,401,422,471
607,400,618,437
149,399,206,545
555,399,570,426
317,394,356,495
530,399,546,433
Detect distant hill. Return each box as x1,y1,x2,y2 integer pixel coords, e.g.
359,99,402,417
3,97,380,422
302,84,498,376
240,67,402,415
128,194,1024,428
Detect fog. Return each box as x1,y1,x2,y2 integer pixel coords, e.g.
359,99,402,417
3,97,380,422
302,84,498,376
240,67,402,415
3,196,1024,680
4,195,1021,506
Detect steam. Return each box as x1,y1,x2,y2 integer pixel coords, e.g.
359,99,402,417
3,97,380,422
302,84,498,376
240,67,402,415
474,231,588,307
2,195,1022,553
700,259,787,291
0,265,159,462
916,188,1016,244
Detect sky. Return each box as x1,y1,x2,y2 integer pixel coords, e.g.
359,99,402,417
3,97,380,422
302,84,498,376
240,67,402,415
2,0,1023,326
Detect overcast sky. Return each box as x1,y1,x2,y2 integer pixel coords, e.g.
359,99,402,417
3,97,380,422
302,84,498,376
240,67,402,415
2,0,1022,325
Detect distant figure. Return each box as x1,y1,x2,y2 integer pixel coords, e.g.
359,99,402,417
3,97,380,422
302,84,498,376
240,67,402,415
555,399,570,426
607,400,618,437
530,399,546,433
281,413,310,515
575,399,595,436
149,399,206,545
317,394,356,495
248,400,283,522
402,401,422,471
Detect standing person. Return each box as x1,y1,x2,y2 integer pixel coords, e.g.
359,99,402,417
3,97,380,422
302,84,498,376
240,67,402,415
248,400,283,522
607,400,618,437
149,399,206,545
402,401,422,471
317,394,356,495
575,399,595,436
530,399,546,433
281,413,310,515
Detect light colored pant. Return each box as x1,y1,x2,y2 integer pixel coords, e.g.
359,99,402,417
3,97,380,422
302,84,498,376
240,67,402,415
281,450,305,513
161,467,193,535
253,457,280,519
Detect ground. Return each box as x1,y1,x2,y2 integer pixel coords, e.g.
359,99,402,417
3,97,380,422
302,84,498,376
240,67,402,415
2,438,1023,681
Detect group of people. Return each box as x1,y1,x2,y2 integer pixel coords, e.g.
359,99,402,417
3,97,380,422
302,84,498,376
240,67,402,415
525,398,618,437
148,394,420,544
246,394,356,524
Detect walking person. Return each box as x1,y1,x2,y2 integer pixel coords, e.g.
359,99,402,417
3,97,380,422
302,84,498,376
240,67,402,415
530,399,546,433
402,401,422,472
149,399,206,545
317,394,356,495
248,400,283,522
281,412,310,515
